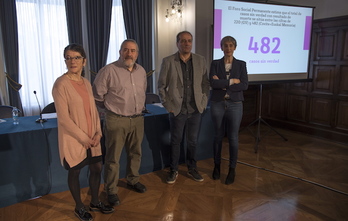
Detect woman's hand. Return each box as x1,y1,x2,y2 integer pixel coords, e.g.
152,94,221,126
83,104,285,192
212,75,219,80
231,78,240,84
82,139,94,149
91,134,102,147
82,134,101,149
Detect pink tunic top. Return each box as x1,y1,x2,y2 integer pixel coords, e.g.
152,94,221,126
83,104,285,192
52,75,102,168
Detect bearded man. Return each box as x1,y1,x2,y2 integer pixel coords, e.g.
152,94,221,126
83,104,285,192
93,39,147,206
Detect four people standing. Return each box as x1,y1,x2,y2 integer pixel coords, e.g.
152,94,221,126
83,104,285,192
209,36,248,184
93,39,147,206
53,34,246,220
158,31,210,184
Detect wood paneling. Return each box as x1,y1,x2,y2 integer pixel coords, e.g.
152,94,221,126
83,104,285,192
267,92,286,119
337,101,348,130
309,97,332,127
258,16,348,144
339,66,348,96
288,82,308,93
316,33,337,58
312,65,335,94
343,29,348,60
287,95,307,122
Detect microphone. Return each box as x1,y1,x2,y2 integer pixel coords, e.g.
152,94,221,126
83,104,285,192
33,90,47,123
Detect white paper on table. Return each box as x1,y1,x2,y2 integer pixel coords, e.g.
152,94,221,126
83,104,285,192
42,113,57,119
151,103,164,108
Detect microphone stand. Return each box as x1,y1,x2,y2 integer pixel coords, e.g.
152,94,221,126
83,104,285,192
32,91,51,197
33,91,47,123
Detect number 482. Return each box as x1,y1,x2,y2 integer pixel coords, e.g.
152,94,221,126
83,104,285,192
248,37,280,54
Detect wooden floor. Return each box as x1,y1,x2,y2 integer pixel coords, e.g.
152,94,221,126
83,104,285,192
1,126,348,221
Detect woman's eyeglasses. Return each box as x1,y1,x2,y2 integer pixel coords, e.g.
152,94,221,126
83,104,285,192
65,56,84,61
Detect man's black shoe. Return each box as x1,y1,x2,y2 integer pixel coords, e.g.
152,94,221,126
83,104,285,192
187,168,204,182
166,170,178,184
89,201,115,214
74,207,93,221
107,194,120,206
127,182,147,193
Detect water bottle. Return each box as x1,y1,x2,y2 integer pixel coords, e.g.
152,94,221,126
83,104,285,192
12,107,19,125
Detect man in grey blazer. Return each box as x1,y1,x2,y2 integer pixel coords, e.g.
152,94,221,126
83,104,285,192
158,31,210,184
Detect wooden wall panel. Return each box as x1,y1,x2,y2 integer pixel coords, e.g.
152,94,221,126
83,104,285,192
337,101,348,130
287,95,307,122
316,33,337,59
267,93,286,119
289,82,308,94
339,66,348,96
312,65,335,94
343,29,348,60
309,98,332,127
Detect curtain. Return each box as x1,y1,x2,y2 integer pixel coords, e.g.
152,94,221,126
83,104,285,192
64,0,83,45
85,0,112,83
106,0,127,65
15,0,69,116
122,0,153,92
0,0,23,113
64,0,85,76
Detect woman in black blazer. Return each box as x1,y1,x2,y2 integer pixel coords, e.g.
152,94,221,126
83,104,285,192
209,36,248,184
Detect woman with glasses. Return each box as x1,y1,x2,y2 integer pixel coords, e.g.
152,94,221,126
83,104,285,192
209,36,248,185
52,43,114,221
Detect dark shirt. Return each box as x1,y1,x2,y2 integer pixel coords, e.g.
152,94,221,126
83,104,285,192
180,57,197,114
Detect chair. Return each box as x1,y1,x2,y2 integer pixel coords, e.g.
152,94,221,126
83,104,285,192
0,105,15,119
41,102,56,114
145,93,161,104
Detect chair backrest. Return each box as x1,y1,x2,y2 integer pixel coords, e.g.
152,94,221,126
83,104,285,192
41,102,56,114
0,105,15,119
145,93,161,104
